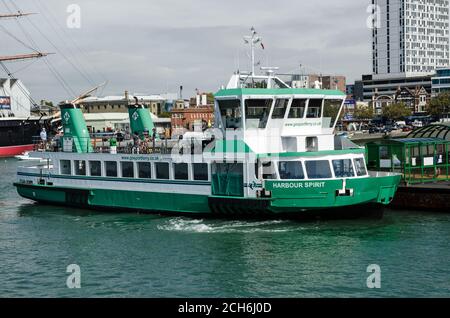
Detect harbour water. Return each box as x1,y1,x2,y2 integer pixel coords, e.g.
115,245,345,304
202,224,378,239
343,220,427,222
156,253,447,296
1,158,449,298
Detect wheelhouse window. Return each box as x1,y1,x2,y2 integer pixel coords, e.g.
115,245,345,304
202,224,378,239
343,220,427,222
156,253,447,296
121,162,134,178
74,160,86,176
218,99,242,129
245,99,272,129
89,161,102,177
193,163,209,181
60,160,71,175
323,99,343,128
174,163,189,180
138,162,152,179
332,159,355,178
271,99,289,119
288,99,306,119
156,162,170,180
306,99,323,118
105,161,118,177
305,160,332,179
354,158,368,176
278,161,305,180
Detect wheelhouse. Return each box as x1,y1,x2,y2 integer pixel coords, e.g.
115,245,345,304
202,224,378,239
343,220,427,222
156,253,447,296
214,88,346,154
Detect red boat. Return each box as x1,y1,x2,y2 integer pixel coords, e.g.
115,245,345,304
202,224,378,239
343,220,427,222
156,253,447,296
0,118,41,157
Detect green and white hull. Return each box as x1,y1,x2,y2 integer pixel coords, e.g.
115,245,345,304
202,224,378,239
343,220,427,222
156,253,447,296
14,151,400,218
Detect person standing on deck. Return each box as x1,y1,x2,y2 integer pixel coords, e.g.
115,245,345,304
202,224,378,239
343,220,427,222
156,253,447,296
40,128,47,150
133,132,140,154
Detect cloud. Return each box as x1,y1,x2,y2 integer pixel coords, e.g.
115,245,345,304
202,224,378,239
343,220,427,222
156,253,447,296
0,0,372,103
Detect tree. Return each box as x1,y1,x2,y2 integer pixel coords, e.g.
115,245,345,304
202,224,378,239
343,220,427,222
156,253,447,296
382,102,411,120
428,92,450,117
353,106,374,120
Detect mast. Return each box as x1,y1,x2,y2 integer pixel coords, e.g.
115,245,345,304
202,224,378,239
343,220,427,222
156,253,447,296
0,13,34,19
0,52,51,62
243,27,262,77
0,12,51,63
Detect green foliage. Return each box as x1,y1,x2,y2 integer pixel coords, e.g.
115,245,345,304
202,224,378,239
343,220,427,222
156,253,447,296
353,106,374,119
428,92,450,117
158,112,172,118
40,100,54,107
382,102,411,120
206,93,215,105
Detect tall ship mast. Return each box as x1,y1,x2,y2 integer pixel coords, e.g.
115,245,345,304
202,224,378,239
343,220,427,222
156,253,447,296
13,29,402,219
0,11,52,157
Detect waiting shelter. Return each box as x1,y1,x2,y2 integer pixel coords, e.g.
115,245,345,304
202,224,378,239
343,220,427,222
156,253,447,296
366,137,449,185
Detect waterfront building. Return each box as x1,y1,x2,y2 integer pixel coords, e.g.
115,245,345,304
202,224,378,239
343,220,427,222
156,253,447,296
80,92,177,117
364,0,450,113
0,78,32,118
431,68,450,96
372,0,450,78
361,74,432,113
290,74,346,93
171,106,214,137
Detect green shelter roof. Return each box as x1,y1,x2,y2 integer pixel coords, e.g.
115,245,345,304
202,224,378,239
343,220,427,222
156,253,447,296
368,137,448,145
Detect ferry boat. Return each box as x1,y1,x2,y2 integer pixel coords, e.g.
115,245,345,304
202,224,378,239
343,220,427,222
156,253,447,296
13,37,401,218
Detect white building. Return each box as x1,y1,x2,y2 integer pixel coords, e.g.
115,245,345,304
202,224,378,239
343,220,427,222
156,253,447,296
431,67,450,96
0,78,32,118
372,0,450,79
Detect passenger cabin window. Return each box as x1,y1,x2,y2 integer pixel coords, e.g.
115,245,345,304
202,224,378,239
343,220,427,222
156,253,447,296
354,158,368,176
174,163,189,180
278,161,305,180
193,163,209,181
306,99,323,118
121,162,134,178
332,159,355,178
288,99,306,118
262,162,277,179
74,160,86,176
245,99,272,129
138,162,152,179
105,161,118,177
272,99,289,119
218,99,242,129
156,162,170,180
323,99,343,128
89,161,102,177
306,137,318,152
60,160,71,175
305,160,332,179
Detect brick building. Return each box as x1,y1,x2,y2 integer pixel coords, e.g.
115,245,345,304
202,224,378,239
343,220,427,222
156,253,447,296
171,106,214,137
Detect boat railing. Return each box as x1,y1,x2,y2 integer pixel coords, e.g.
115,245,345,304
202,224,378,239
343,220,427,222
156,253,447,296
32,135,175,155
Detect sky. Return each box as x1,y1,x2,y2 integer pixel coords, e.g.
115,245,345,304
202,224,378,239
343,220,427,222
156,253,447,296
1,0,373,103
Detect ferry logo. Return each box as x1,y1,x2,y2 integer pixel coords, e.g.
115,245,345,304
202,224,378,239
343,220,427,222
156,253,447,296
132,111,139,121
249,181,257,190
64,112,71,123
